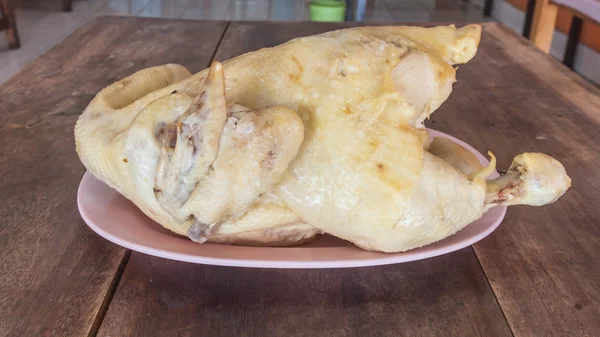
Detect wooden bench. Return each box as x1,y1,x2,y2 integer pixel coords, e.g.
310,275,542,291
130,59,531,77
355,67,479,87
531,0,600,67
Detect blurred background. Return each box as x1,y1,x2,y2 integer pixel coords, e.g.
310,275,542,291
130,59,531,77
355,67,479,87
0,0,598,86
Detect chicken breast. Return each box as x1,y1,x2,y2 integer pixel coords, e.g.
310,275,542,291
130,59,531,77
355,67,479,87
75,24,570,252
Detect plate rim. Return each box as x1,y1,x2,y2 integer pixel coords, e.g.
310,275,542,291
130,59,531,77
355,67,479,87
77,129,507,268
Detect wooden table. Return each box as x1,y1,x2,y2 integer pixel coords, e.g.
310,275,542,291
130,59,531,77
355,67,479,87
1,16,599,337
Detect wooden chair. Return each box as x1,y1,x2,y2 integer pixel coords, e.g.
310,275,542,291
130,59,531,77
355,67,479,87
530,0,600,68
63,0,73,11
0,0,20,49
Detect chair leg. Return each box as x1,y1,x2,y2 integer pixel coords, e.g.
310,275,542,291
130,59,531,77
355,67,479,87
62,0,73,12
522,0,536,38
1,0,20,49
563,16,583,69
530,0,558,53
483,0,494,16
345,0,353,22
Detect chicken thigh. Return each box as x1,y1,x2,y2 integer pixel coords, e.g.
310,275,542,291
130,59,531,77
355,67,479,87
75,24,571,252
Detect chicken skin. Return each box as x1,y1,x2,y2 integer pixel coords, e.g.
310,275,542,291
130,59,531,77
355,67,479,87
75,24,570,252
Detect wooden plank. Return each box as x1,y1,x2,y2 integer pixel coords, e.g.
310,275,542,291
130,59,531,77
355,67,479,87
429,23,600,337
562,16,583,69
0,16,7,31
0,17,227,337
530,0,558,52
96,21,513,337
98,250,512,337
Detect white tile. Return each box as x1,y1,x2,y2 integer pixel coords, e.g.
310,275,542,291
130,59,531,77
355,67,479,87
354,0,390,11
549,29,567,61
73,0,113,13
181,0,230,19
490,0,525,35
361,9,397,23
391,10,431,22
183,6,229,20
371,0,393,10
353,0,396,22
429,0,469,10
469,0,485,9
15,8,49,21
159,0,197,8
383,0,428,10
182,8,223,20
226,0,269,20
419,0,437,10
429,7,484,22
15,11,89,52
95,0,152,16
270,0,308,21
549,29,600,86
137,0,186,18
536,29,600,86
0,9,92,82
161,0,230,9
464,4,487,21
16,0,62,11
573,43,600,86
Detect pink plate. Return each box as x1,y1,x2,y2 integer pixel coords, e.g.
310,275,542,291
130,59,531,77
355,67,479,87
77,129,506,268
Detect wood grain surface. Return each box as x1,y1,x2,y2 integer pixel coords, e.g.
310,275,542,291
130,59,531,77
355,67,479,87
432,23,600,337
0,17,227,337
97,250,512,337
3,17,600,337
95,21,514,337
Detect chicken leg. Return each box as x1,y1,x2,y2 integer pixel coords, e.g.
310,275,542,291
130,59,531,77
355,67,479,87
75,24,571,252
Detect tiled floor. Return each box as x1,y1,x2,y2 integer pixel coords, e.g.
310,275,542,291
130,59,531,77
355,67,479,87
0,0,488,84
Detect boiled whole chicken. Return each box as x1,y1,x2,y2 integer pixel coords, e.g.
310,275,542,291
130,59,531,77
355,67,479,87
75,24,571,253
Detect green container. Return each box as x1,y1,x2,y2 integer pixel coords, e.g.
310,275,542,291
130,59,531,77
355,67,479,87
309,0,346,22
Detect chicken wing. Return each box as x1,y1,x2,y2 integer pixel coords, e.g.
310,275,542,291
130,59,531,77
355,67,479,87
75,24,570,252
